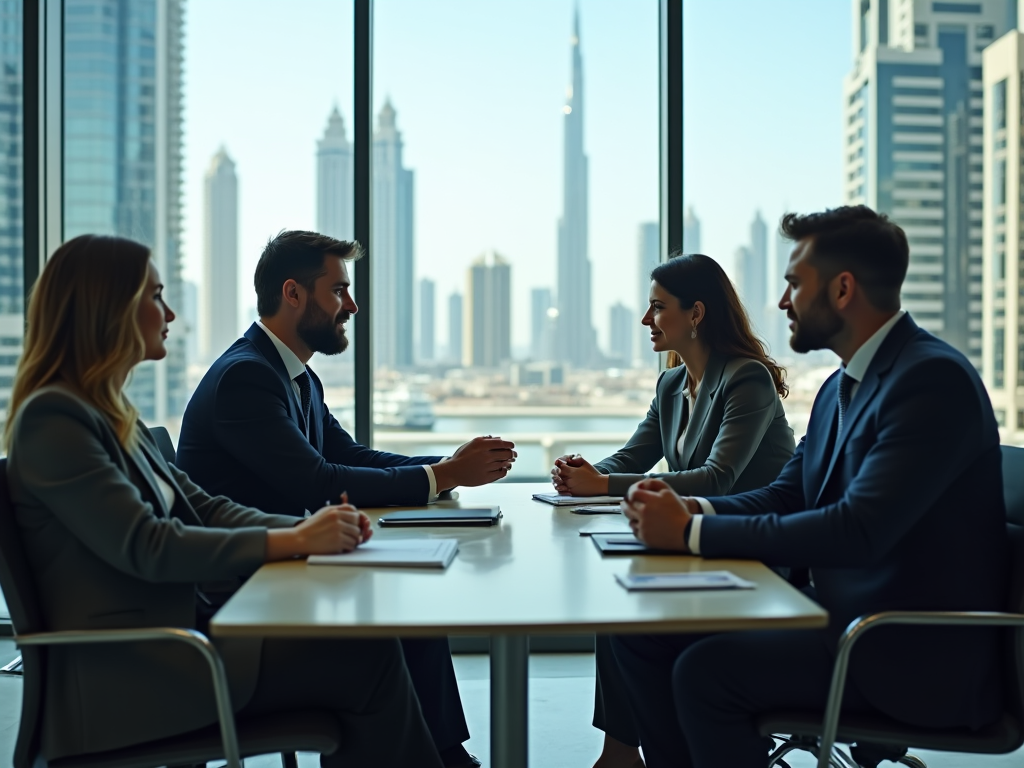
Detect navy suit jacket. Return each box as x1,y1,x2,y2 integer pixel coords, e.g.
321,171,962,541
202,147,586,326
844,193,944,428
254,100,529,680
177,323,442,513
701,314,1008,731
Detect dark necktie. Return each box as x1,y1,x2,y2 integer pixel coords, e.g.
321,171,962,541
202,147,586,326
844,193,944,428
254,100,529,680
837,370,854,441
294,371,312,438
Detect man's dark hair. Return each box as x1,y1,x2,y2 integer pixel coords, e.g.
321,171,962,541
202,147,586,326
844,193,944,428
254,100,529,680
780,205,908,312
254,230,360,317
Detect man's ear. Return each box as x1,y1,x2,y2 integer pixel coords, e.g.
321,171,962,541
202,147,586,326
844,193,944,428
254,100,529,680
833,271,856,311
281,279,302,310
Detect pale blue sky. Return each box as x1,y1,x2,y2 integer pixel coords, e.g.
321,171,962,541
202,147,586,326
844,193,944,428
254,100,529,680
183,0,851,351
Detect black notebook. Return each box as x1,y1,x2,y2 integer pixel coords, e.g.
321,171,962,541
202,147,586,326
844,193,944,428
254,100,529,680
377,507,502,527
590,533,679,555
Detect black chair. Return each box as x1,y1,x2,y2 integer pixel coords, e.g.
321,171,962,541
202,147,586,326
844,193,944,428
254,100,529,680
148,425,178,465
0,457,339,768
759,444,1024,768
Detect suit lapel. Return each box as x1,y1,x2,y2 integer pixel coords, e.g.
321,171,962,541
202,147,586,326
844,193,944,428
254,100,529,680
813,314,919,505
680,352,726,469
245,323,305,433
136,436,202,525
663,369,689,468
125,441,171,518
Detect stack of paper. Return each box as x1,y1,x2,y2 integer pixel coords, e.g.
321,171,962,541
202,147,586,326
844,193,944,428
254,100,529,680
578,517,633,537
307,539,459,569
532,493,623,506
615,571,756,591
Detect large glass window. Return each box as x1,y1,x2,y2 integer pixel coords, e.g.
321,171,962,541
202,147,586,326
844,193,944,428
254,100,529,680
370,0,659,479
62,0,355,436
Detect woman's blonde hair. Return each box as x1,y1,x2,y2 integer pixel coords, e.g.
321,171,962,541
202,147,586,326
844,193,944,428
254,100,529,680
5,235,152,450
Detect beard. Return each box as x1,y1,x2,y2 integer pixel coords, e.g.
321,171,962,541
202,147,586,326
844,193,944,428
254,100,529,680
789,286,843,353
297,300,349,356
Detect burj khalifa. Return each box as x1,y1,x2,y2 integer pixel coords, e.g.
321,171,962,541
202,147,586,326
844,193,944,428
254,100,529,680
555,10,598,368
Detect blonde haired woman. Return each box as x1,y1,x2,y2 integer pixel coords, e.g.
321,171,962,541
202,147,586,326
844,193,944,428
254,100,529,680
5,235,443,767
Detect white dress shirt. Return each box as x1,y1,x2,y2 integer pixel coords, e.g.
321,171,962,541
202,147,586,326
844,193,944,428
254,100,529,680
686,310,907,554
254,321,440,500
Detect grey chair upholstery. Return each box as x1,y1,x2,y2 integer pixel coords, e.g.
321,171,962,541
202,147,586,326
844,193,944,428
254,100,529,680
0,457,340,768
148,425,178,465
757,444,1024,768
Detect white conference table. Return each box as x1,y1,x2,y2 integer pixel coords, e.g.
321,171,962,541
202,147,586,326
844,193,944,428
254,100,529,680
211,482,828,768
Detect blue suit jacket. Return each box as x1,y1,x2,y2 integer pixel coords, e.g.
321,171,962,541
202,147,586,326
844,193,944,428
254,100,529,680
701,314,1008,730
177,323,442,513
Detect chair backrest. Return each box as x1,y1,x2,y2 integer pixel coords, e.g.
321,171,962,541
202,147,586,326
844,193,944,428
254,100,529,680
1000,445,1024,729
0,458,46,768
149,425,177,465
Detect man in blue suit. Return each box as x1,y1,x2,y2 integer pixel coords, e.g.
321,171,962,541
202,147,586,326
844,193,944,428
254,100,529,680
177,230,516,767
611,207,1008,768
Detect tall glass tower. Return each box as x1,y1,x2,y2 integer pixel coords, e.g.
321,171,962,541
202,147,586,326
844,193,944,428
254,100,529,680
317,106,352,241
556,9,597,368
63,0,186,422
843,0,1016,369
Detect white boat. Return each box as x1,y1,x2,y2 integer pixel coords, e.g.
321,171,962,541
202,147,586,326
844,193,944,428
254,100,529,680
374,388,436,430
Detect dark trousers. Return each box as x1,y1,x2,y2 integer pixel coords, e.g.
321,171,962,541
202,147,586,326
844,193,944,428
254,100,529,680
239,636,443,768
593,634,640,747
610,630,873,768
400,637,471,753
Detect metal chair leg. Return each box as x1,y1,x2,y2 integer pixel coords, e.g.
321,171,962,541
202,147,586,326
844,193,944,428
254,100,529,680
281,752,299,768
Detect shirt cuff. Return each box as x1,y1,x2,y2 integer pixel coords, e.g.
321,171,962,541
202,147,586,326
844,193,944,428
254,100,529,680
695,497,716,515
688,514,703,555
423,465,439,502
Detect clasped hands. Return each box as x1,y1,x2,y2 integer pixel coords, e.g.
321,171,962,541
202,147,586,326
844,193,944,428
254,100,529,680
621,479,702,553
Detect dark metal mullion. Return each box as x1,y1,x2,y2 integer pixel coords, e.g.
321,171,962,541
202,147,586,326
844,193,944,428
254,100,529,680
353,0,373,446
660,0,683,257
22,0,41,311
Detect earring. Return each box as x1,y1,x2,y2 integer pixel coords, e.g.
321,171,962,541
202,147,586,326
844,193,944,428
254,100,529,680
690,326,697,339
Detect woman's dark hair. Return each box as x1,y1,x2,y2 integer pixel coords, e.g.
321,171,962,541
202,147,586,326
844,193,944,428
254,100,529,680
254,230,361,317
650,252,788,398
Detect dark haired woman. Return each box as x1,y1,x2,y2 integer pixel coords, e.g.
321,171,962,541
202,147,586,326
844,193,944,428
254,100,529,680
550,253,795,768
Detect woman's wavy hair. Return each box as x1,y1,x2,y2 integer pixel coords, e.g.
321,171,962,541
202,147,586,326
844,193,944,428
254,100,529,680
5,235,152,450
650,252,788,398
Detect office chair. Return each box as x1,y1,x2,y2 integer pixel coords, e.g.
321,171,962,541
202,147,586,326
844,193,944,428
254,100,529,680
148,424,178,465
760,444,1024,768
0,457,339,768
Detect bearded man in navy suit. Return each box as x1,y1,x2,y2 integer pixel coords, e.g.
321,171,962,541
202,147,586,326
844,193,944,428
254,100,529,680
178,230,516,768
610,206,1009,768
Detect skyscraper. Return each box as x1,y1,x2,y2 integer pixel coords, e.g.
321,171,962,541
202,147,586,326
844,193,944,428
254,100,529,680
419,278,435,362
373,100,415,369
63,0,186,422
609,302,634,366
844,0,1015,369
683,206,701,253
464,251,511,368
0,1,22,431
555,10,597,368
448,292,463,364
636,222,659,367
982,29,1024,432
317,106,353,240
202,147,239,362
748,211,768,336
530,287,553,360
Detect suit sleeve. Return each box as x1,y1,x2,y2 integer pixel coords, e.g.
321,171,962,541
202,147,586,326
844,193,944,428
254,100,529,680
11,392,269,583
595,373,666,492
643,361,782,497
163,460,298,531
320,410,442,468
212,360,434,507
699,358,987,567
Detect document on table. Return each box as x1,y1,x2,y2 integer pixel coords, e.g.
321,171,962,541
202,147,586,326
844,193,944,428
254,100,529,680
307,539,459,569
532,493,623,506
579,517,633,536
615,571,756,591
570,504,623,515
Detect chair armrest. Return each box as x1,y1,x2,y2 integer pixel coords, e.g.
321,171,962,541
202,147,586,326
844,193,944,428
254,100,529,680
816,611,1024,768
15,628,241,768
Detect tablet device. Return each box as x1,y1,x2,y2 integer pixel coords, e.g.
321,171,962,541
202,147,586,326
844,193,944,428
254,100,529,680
590,533,679,555
377,507,502,527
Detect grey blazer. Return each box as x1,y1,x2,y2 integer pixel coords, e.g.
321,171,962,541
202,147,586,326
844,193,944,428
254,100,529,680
6,385,299,760
594,353,795,496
